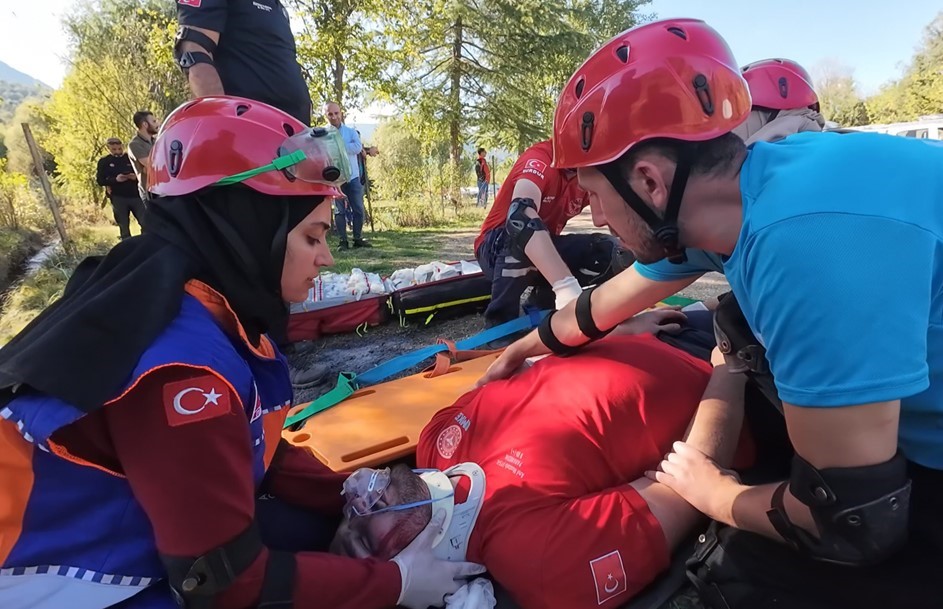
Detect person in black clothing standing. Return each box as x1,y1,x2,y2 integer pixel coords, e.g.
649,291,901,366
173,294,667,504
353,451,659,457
173,0,312,124
96,138,146,240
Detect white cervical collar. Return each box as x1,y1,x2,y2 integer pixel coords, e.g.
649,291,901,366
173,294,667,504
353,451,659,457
419,462,486,561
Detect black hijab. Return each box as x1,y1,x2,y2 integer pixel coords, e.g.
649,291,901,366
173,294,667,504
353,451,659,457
0,186,323,413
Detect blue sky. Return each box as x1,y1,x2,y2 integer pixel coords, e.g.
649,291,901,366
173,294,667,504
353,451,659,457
1,0,940,96
648,0,941,95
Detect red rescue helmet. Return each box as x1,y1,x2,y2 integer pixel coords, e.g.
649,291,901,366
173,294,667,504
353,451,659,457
149,96,344,198
553,18,751,169
741,58,819,111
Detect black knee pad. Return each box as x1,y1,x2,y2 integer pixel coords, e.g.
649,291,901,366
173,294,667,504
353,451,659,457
570,233,635,286
686,523,835,609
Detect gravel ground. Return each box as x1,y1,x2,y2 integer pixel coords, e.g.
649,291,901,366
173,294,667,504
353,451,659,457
286,272,728,404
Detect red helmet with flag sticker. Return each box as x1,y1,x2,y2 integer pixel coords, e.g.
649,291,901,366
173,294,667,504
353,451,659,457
149,96,345,198
552,19,752,169
741,58,819,111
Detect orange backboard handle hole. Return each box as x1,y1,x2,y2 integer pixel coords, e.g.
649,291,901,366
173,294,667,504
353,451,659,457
342,436,410,462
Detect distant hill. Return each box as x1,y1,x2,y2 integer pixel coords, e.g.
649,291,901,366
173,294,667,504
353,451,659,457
0,61,52,123
0,60,48,88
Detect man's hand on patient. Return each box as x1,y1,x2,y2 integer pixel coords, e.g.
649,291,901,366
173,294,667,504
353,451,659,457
475,343,531,388
646,441,745,526
393,510,487,608
476,307,689,387
611,307,686,337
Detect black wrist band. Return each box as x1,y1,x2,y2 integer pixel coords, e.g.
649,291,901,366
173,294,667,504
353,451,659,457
575,286,613,340
538,310,580,357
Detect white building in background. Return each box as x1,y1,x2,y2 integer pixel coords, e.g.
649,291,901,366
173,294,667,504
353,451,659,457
842,115,943,140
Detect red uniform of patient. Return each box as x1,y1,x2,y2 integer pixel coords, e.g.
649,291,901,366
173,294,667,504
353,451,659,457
417,334,733,609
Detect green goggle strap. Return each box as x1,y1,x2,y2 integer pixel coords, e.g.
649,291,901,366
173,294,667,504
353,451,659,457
213,149,307,186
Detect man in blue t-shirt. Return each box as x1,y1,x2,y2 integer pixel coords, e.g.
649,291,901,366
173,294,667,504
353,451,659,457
612,55,824,308
478,19,943,609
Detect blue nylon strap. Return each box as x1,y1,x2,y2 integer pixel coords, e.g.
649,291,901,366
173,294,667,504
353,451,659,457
356,343,448,386
455,308,547,350
282,310,549,429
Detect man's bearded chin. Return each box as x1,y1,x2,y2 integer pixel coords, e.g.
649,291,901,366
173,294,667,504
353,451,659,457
620,225,668,266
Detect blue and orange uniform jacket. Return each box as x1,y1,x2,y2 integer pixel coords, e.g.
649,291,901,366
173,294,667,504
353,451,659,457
0,281,400,609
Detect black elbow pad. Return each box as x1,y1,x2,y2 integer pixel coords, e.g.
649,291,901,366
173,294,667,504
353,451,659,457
174,26,218,73
768,452,912,566
161,521,296,609
505,197,547,262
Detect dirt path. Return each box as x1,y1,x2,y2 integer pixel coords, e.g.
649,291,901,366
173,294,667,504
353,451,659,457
426,209,730,302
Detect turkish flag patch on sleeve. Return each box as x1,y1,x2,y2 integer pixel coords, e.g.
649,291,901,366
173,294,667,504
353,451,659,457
589,550,628,605
178,0,202,7
162,375,232,427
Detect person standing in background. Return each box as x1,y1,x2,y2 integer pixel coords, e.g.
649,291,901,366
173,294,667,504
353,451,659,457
173,0,312,123
128,110,159,206
324,101,372,249
96,137,146,240
475,147,491,208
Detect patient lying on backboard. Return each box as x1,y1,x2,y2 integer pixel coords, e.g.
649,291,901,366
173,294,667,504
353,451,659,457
331,326,752,609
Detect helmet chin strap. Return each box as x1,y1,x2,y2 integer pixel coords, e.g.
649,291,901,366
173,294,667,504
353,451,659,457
598,143,697,264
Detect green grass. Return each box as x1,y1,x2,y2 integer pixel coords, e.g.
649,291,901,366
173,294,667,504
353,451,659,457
329,207,486,275
0,199,487,341
0,225,116,345
0,213,485,343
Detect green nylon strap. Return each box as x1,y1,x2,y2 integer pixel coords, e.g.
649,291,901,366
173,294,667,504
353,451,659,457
284,372,357,428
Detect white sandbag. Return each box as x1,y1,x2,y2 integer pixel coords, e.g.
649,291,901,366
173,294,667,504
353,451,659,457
389,268,416,290
459,260,482,275
414,263,436,284
431,261,460,281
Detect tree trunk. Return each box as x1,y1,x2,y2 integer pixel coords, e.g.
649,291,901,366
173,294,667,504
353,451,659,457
447,16,463,207
333,50,345,104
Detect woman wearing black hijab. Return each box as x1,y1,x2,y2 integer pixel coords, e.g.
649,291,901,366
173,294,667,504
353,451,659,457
0,97,482,609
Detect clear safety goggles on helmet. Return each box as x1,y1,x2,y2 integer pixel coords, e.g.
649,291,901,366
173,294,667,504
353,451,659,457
213,125,352,188
341,467,454,519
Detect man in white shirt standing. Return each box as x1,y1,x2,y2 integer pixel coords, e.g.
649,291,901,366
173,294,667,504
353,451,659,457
324,101,376,249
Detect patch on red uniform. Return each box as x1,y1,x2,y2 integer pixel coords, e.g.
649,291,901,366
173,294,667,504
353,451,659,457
566,193,588,218
589,550,628,605
178,0,202,6
436,424,463,459
162,375,231,427
525,159,547,173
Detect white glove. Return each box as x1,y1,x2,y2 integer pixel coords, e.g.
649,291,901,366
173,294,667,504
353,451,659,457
551,275,582,311
392,510,487,609
445,578,497,609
